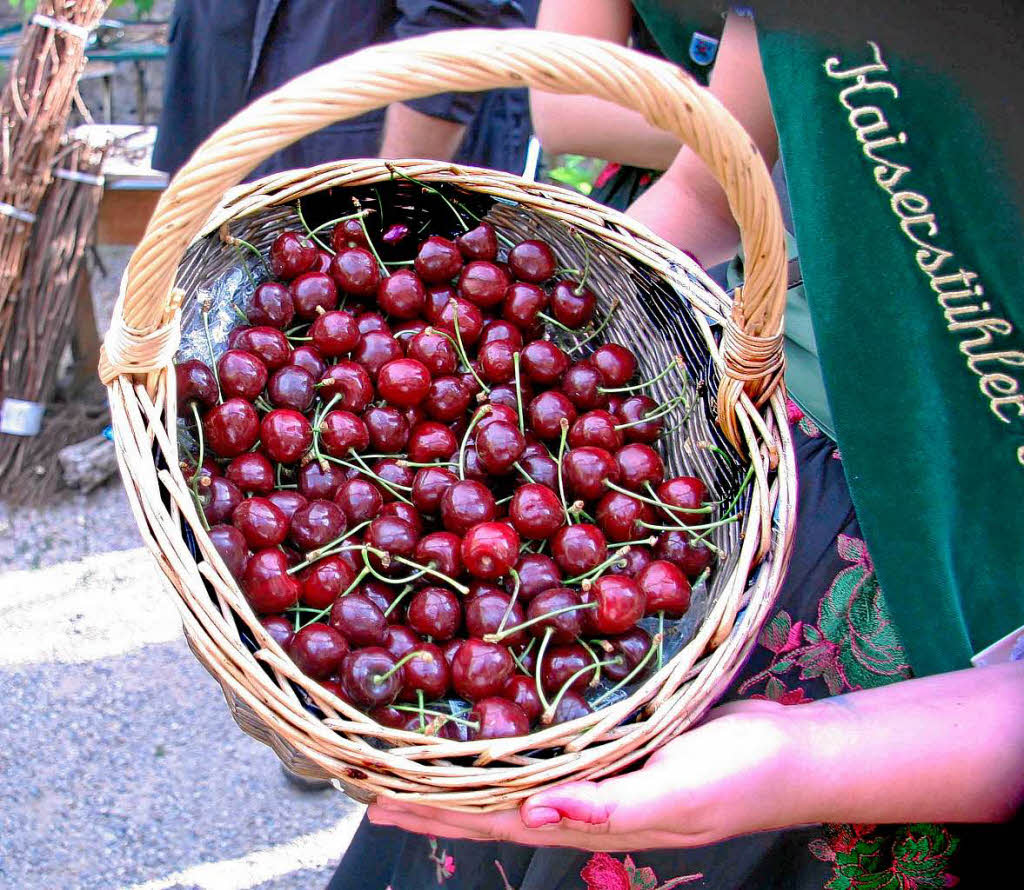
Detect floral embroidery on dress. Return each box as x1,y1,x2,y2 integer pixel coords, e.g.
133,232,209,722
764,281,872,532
426,836,456,883
580,853,702,890
787,398,842,458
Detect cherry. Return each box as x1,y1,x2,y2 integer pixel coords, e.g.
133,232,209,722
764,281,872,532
356,312,389,335
371,459,415,501
414,530,463,579
654,531,714,579
656,476,708,524
475,420,525,474
374,268,426,319
334,477,384,524
502,281,548,330
231,497,288,548
509,484,564,540
361,579,400,623
510,554,562,601
176,360,218,415
330,593,388,647
637,560,691,617
465,592,526,647
424,376,473,422
320,409,370,456
290,271,338,319
230,327,291,370
521,340,568,385
353,330,403,378
561,362,606,410
564,446,619,502
458,261,510,308
424,284,456,323
301,554,356,609
242,548,301,613
225,452,275,494
290,499,346,551
407,421,458,463
596,491,653,542
508,239,556,283
289,623,350,679
411,467,458,515
501,675,542,724
399,643,451,701
330,247,380,297
551,523,608,576
526,588,585,643
461,521,520,580
260,614,295,650
550,279,596,328
340,647,401,708
477,403,518,432
452,638,514,701
394,319,428,351
311,310,359,357
414,235,463,283
408,330,457,376
269,230,316,279
377,358,431,407
616,395,663,443
470,697,530,740
203,398,260,457
381,222,411,246
518,453,559,490
480,319,524,350
384,625,423,660
208,523,248,578
586,574,645,634
442,638,464,667
614,443,665,490
459,442,488,481
319,361,374,412
434,297,483,345
290,345,327,380
266,364,314,412
247,282,295,329
366,515,418,563
311,249,333,274
217,349,267,401
201,476,242,523
527,391,577,440
440,480,496,535
540,643,594,695
331,218,368,251
260,409,312,464
363,406,409,453
549,689,592,724
407,586,461,640
456,223,498,261
380,501,424,536
589,343,636,387
602,627,653,681
618,544,653,578
478,339,516,384
569,410,623,451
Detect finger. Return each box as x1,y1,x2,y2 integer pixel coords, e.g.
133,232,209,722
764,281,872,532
369,800,534,844
521,781,612,827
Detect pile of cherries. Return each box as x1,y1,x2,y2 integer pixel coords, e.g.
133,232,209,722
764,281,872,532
176,195,724,743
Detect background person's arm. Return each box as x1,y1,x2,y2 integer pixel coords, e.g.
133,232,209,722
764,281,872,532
379,102,466,160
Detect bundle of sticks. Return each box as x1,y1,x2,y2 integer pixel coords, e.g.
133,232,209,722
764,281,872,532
0,139,109,504
0,0,111,370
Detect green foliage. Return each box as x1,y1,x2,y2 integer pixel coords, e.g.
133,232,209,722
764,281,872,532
545,153,601,196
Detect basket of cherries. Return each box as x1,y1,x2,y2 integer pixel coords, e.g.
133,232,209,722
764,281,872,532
100,30,795,811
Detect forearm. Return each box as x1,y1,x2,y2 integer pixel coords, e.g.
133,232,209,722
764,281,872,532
783,661,1024,825
379,103,466,161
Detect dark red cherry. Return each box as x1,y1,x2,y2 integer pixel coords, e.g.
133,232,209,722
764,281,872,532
232,497,288,549
461,521,520,580
377,359,431,407
527,391,576,440
201,476,243,523
242,548,301,613
603,627,653,682
230,327,291,370
319,361,374,412
363,406,409,453
408,329,457,376
618,544,653,578
208,523,248,578
475,420,525,474
570,410,624,451
260,409,312,464
301,555,356,609
331,218,368,251
459,443,488,481
501,675,542,724
442,638,464,667
225,452,275,494
458,261,509,308
616,395,663,443
509,484,564,540
269,230,316,279
521,340,568,385
330,247,381,298
518,453,559,490
550,279,596,328
561,363,606,411
654,531,714,579
353,330,403,378
340,647,401,708
456,223,498,261
564,446,619,502
614,443,665,491
656,476,708,525
540,643,594,694
502,281,548,330
290,345,326,380
399,643,451,701
330,593,388,647
424,376,473,422
465,592,526,647
289,499,346,551
407,586,462,641
638,560,691,617
589,344,636,387
414,530,463,579
477,403,519,432
414,236,463,283
290,271,338,319
507,239,556,283
366,515,418,563
510,554,562,601
380,501,424,536
334,477,383,524
440,479,497,535
549,689,593,724
381,222,411,247
267,364,315,412
371,459,414,502
587,574,645,634
452,638,514,701
247,281,295,329
361,579,399,623
551,523,608,576
424,284,456,323
470,697,530,740
477,339,516,384
411,468,458,515
356,312,389,335
266,490,307,524
596,491,653,543
480,319,524,350
217,349,267,401
377,269,426,319
311,310,359,357
203,398,260,458
384,625,422,660
320,410,369,457
434,297,483,345
407,421,457,464
176,360,218,416
289,623,350,679
394,319,428,351
527,588,585,644
311,249,333,274
260,614,295,650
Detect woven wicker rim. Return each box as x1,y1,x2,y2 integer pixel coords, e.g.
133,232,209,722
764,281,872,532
101,29,796,810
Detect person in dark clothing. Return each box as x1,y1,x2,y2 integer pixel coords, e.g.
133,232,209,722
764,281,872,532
152,0,538,179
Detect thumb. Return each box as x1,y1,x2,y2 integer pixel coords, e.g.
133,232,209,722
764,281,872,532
520,779,618,828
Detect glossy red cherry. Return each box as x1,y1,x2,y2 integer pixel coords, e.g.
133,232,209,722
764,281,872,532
340,647,401,708
330,247,381,297
331,218,368,251
480,319,524,351
301,555,356,609
371,459,415,502
407,586,462,640
510,554,562,601
201,476,243,523
477,339,516,384
452,638,514,701
330,593,389,647
587,574,645,634
614,443,665,490
602,627,653,682
501,675,542,724
502,281,547,330
461,521,520,580
399,643,451,701
656,476,708,524
225,452,275,494
289,623,350,680
549,689,592,724
377,268,426,319
363,406,409,453
266,490,307,525
260,614,295,650
353,330,403,378
334,477,384,524
410,468,458,515
561,362,606,411
434,297,483,345
356,312,389,335
509,484,564,540
589,343,636,387
476,403,518,432
456,223,498,261
247,281,295,329
311,309,359,356
408,329,457,376
465,592,526,647
203,398,260,458
527,391,576,440
638,559,692,617
320,410,370,457
475,420,525,475
289,499,346,551
208,524,248,578
424,376,473,422
377,358,431,407
176,360,218,415
290,271,338,319
414,530,463,579
414,235,463,283
539,643,594,694
616,395,663,443
458,261,509,308
654,530,714,579
319,361,374,412
508,239,556,283
230,326,291,370
384,625,422,660
550,279,596,328
407,421,457,464
232,497,288,548
290,345,326,380
243,548,301,613
470,697,530,739
521,340,569,385
569,410,624,451
311,249,333,274
260,409,312,464
440,479,497,535
527,588,585,643
424,284,456,322
269,230,316,279
551,523,608,576
618,544,653,578
518,453,559,490
394,319,428,351
596,491,653,542
366,515,418,563
217,349,267,401
564,446,619,502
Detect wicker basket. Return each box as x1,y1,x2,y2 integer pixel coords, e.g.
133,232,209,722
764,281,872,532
99,29,796,811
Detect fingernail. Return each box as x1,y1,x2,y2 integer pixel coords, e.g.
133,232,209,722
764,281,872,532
523,806,561,828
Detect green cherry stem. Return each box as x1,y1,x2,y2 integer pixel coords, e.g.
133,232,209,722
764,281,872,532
383,583,417,618
639,514,742,533
295,566,370,630
482,601,597,644
510,636,536,674
360,547,430,587
565,298,620,355
286,521,372,574
296,198,332,252
496,569,520,637
613,395,688,430
601,479,713,517
541,657,622,725
563,547,631,585
458,404,491,480
449,309,490,395
557,417,572,525
512,351,525,434
534,627,554,714
591,632,664,707
359,545,469,594
372,650,422,685
199,298,222,402
658,611,665,669
386,164,469,231
576,636,604,686
392,705,480,731
598,355,685,394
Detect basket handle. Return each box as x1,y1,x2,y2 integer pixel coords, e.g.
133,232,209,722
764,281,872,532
99,28,787,427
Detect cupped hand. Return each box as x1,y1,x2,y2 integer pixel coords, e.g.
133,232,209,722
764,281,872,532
368,699,810,852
